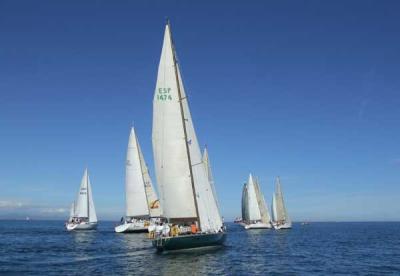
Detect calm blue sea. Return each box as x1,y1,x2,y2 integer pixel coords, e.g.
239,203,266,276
0,221,399,275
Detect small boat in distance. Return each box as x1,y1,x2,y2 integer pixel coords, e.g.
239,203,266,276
150,21,226,251
115,127,162,233
241,174,272,229
271,177,292,229
66,169,97,231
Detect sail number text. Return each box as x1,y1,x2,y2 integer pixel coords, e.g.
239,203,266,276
157,88,172,101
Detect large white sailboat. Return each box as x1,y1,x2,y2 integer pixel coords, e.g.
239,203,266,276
151,21,226,251
115,127,162,233
66,169,97,231
241,174,272,229
271,177,292,229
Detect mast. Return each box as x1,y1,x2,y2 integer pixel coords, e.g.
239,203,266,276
167,20,201,229
135,131,151,217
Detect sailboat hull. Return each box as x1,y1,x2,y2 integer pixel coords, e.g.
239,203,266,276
66,222,97,231
244,222,272,229
272,222,292,230
115,222,148,233
152,232,226,252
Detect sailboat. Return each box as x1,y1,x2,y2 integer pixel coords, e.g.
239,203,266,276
151,21,226,251
66,169,97,231
115,127,162,233
241,174,272,229
271,177,292,229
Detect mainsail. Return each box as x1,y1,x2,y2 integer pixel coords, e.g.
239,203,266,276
125,127,151,218
74,169,97,222
272,177,290,223
245,174,262,221
152,23,222,232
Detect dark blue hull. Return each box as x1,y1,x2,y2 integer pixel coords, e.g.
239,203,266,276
152,232,226,251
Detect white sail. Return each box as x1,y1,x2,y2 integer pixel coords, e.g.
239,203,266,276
202,148,220,213
176,58,222,232
73,169,97,222
254,178,271,223
202,148,223,229
152,24,197,220
152,23,222,232
137,135,162,217
74,169,90,218
272,177,290,223
272,193,277,222
87,175,97,223
126,127,150,218
246,174,262,221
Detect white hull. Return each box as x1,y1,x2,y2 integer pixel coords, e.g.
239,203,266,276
244,222,272,229
115,222,148,233
66,222,97,231
273,222,292,229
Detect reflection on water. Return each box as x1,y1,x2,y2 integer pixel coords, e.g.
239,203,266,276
271,230,290,254
2,221,400,275
116,232,154,275
71,230,96,263
159,246,226,275
72,230,95,245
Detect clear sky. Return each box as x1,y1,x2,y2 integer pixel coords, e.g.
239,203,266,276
1,0,399,221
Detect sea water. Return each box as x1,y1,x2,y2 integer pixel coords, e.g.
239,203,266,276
1,221,399,275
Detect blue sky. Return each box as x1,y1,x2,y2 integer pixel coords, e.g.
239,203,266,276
1,0,399,221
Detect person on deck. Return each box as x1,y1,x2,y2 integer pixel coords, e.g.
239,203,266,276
191,223,197,234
